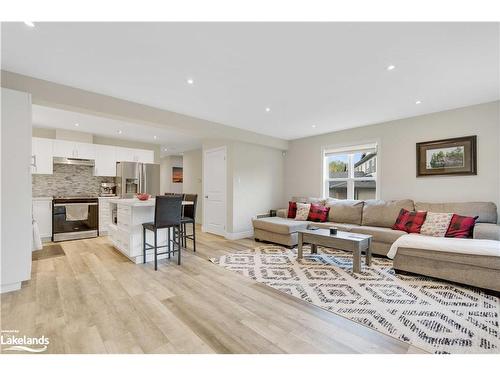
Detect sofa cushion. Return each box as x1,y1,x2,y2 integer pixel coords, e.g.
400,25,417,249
292,196,326,205
295,203,311,220
325,198,364,225
414,201,497,224
252,217,309,235
392,208,427,233
362,199,415,228
313,222,360,232
350,225,407,244
420,212,454,237
473,223,500,241
287,201,297,218
276,208,288,218
445,214,478,238
307,203,330,222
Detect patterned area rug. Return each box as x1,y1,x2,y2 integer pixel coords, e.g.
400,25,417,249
210,245,500,354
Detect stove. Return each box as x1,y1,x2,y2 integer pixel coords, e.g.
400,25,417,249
52,196,99,241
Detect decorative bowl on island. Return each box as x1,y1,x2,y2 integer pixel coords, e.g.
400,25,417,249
136,193,151,201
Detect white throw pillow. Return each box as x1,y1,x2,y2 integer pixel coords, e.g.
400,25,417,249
295,203,311,221
420,212,454,237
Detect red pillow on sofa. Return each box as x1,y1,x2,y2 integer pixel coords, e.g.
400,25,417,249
307,203,330,222
287,201,297,218
445,214,478,238
392,208,427,233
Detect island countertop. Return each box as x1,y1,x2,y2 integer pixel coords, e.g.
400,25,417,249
108,198,157,207
108,198,193,207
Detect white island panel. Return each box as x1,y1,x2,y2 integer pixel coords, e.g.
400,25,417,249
108,199,170,264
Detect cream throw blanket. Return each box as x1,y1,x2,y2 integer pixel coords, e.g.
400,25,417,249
387,233,500,259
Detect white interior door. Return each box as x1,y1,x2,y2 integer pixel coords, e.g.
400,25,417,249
203,146,227,236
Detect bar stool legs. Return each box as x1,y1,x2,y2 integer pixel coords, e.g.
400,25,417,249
143,227,146,264
142,225,182,270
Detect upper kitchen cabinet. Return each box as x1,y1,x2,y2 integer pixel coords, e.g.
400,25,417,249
136,149,155,163
116,147,154,163
32,137,54,174
53,139,96,159
94,144,117,176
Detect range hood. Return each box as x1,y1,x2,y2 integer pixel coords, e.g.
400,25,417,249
53,157,95,167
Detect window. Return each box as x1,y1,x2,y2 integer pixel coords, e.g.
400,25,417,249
323,144,377,200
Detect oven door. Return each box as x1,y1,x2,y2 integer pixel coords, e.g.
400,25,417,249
53,202,98,241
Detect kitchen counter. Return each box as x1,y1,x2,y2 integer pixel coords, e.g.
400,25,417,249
107,198,192,264
108,198,157,207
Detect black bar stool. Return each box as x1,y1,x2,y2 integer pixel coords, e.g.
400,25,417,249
180,194,198,252
142,195,182,270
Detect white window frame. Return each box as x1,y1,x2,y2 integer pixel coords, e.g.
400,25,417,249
322,143,378,200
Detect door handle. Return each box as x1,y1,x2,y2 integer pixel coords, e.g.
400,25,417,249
205,195,208,198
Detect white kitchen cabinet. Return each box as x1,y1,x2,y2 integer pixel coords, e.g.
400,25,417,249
94,144,117,176
98,197,115,234
32,198,52,241
115,147,135,162
32,137,53,174
115,147,154,163
53,139,95,159
74,141,96,159
53,139,76,158
136,149,155,163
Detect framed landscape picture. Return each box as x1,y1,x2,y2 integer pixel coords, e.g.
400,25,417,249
416,135,477,177
172,167,183,183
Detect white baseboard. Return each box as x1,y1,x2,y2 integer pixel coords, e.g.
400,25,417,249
0,282,22,294
224,230,254,240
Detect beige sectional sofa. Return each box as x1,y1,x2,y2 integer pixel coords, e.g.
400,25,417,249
252,197,500,293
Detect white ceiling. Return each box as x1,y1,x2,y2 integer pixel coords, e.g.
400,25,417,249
32,105,201,156
2,22,499,140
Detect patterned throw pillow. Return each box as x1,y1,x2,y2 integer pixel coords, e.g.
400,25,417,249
294,203,311,221
287,201,297,218
420,212,454,237
392,208,427,233
307,203,330,222
445,214,479,238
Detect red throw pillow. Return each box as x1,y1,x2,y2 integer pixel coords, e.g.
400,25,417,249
393,209,410,231
445,214,478,238
287,201,297,218
307,203,330,222
392,208,427,233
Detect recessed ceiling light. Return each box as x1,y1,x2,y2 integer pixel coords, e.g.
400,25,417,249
387,65,396,71
187,78,194,85
265,107,271,112
164,148,168,152
415,100,422,105
153,135,157,140
311,125,317,128
24,21,35,28
117,130,122,134
74,123,79,127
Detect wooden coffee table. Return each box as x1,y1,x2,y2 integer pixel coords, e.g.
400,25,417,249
297,228,372,273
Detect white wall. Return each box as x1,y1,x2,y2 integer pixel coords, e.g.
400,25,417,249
1,88,33,293
232,142,285,234
202,139,285,237
183,149,203,223
285,101,500,209
160,155,183,194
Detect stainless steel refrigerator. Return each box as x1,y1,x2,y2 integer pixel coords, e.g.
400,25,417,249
116,162,160,198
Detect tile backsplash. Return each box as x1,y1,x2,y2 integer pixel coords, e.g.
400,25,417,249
32,164,115,197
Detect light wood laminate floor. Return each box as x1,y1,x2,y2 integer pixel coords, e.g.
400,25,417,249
1,227,426,354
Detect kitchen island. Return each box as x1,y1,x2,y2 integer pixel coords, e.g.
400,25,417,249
107,198,190,264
